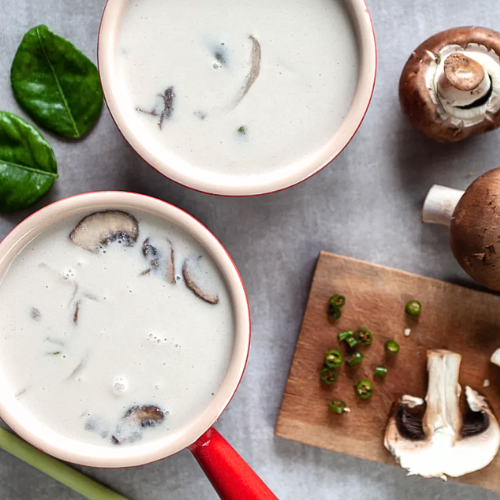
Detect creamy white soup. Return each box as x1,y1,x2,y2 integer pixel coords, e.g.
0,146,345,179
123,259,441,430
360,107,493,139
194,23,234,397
117,0,359,178
0,210,234,447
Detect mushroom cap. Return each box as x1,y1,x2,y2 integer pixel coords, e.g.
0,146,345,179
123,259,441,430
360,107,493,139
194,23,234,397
450,168,500,290
399,26,500,142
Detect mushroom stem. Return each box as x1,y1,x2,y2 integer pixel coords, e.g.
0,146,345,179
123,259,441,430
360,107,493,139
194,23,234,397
423,350,462,438
422,185,464,226
437,52,491,107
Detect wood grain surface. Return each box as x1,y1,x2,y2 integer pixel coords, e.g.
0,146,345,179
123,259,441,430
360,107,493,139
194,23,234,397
276,251,500,493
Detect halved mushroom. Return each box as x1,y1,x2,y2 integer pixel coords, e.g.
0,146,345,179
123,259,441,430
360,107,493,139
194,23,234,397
182,258,219,305
385,349,500,478
69,211,139,253
400,27,500,142
422,168,500,290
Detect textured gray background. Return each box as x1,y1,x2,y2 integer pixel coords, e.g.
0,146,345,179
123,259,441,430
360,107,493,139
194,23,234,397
0,0,499,498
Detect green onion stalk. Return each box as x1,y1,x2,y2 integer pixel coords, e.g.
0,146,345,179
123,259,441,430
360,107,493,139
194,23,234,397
0,427,129,500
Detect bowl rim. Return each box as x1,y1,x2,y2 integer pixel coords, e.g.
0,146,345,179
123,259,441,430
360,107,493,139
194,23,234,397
0,191,250,467
97,0,377,197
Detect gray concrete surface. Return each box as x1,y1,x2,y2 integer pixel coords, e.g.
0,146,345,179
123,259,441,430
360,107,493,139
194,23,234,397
1,0,499,498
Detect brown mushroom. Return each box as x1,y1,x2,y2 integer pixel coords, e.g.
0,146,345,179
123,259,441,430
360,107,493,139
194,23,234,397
400,27,500,142
422,168,500,290
111,405,166,445
182,258,219,305
123,405,165,427
70,211,139,253
140,237,176,284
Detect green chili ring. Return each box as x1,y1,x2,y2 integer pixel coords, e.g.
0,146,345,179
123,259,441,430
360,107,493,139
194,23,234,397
345,336,358,349
338,331,353,342
346,351,364,367
327,303,342,320
320,366,337,385
325,349,343,369
354,328,373,345
355,379,373,399
328,400,349,414
385,340,400,354
330,294,346,308
405,300,422,316
374,366,388,378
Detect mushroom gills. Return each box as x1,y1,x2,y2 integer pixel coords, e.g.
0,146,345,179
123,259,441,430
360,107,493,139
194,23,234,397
385,349,500,479
141,237,176,284
69,211,139,253
428,44,500,127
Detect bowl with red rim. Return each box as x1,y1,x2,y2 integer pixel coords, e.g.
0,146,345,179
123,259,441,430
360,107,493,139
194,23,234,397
0,191,277,499
98,0,377,196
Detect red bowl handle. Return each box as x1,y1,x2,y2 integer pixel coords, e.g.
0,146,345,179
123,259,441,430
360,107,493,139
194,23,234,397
189,427,279,500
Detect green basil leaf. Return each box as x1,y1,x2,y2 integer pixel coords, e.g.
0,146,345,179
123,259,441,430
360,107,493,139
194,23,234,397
10,25,103,139
0,111,58,212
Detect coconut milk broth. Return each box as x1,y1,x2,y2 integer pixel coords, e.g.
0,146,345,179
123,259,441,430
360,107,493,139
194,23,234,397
0,211,234,447
117,0,359,177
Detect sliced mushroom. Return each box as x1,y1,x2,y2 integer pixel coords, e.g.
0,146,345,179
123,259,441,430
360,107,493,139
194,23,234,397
111,404,165,445
166,239,176,285
142,238,160,270
66,353,89,380
140,237,176,283
73,301,80,324
124,405,165,427
385,349,500,478
182,258,219,305
69,211,139,253
30,307,41,321
235,35,261,106
400,27,500,142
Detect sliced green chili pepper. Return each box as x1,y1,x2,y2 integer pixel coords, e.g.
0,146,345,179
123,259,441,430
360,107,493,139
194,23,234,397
345,336,358,349
354,328,373,345
329,294,346,308
405,300,421,316
328,399,349,414
346,351,364,367
355,379,373,399
385,340,400,354
320,366,337,385
325,349,342,369
338,330,353,342
374,366,388,378
327,303,342,320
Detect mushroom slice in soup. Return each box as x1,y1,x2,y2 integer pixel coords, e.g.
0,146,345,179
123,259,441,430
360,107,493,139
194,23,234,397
69,211,139,253
112,405,166,445
182,257,219,305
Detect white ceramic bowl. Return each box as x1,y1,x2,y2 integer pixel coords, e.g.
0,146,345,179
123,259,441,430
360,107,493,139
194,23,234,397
0,192,250,468
98,0,377,196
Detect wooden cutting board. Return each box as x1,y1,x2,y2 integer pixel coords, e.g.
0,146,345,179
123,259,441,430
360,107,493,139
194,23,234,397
275,251,500,493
